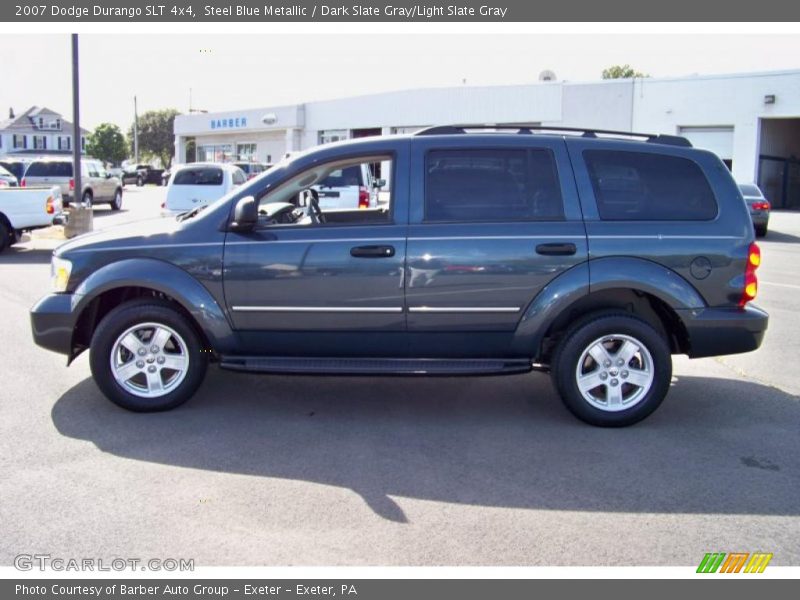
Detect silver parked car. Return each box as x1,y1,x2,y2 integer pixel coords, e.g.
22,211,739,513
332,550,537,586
22,157,123,210
738,183,770,237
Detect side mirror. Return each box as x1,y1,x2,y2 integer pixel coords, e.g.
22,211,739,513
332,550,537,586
230,196,258,231
373,178,386,189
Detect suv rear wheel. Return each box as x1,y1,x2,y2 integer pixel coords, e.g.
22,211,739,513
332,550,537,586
551,313,672,427
111,189,122,211
89,301,208,411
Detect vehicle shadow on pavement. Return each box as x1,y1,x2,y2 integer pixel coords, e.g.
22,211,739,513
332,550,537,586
0,246,53,264
51,370,800,523
762,229,800,244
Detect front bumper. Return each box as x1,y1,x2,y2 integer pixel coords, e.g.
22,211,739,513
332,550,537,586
30,293,78,356
679,304,768,358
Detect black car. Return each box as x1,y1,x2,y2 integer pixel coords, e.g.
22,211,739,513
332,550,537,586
30,125,768,427
120,164,164,186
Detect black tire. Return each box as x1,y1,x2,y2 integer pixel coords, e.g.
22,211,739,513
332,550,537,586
551,312,672,427
755,224,768,238
89,300,208,412
111,189,123,211
0,220,9,253
82,191,93,208
136,175,143,187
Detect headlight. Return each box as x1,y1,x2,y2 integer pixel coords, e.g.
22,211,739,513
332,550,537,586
51,256,72,293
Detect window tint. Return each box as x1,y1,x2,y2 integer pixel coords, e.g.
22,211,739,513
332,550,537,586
173,167,224,186
738,184,762,197
25,162,72,177
584,150,718,221
319,165,364,188
424,149,564,222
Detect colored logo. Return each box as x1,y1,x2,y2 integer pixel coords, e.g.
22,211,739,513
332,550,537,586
697,552,773,573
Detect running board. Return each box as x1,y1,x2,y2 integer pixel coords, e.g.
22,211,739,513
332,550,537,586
218,356,532,376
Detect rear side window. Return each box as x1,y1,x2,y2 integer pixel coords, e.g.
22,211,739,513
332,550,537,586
319,165,364,188
584,150,718,221
173,167,223,186
424,148,564,222
232,168,246,185
738,184,762,197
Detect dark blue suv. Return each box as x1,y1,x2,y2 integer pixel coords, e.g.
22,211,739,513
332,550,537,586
30,125,768,426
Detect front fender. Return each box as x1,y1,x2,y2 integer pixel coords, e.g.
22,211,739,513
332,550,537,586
511,257,706,358
72,258,237,353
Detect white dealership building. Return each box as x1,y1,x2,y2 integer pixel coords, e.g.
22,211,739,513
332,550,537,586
174,68,800,209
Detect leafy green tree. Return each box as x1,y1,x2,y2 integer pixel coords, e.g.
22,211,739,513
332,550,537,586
85,123,128,165
602,65,649,79
128,109,180,168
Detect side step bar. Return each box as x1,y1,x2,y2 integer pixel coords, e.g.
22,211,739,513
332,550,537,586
218,356,532,376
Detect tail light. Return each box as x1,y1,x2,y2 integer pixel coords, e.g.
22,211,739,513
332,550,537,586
20,178,26,187
0,180,8,187
45,196,54,214
69,178,75,191
358,186,370,209
739,242,761,307
752,201,770,211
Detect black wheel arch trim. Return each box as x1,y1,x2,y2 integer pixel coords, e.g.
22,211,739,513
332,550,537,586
70,258,237,357
512,257,707,359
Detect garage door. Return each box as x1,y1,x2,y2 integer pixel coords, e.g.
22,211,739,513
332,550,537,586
678,126,734,160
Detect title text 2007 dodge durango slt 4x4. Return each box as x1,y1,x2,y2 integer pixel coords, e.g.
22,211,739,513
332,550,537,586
30,125,768,426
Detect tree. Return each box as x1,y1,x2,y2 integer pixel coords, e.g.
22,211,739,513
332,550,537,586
128,108,180,169
602,64,649,79
85,123,128,165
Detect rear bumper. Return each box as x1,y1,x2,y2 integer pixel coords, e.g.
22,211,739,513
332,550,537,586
30,293,78,356
749,211,770,227
680,304,768,358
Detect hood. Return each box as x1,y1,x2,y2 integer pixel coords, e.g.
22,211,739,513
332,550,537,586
55,216,184,257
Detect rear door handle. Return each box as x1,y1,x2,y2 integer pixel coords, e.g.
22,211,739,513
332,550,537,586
350,245,395,258
536,243,577,256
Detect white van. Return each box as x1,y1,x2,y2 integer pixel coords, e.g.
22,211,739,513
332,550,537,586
164,163,246,214
313,163,384,210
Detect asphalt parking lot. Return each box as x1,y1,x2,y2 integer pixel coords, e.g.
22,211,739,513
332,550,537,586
1,185,798,567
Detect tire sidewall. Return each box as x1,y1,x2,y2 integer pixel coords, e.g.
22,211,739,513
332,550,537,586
553,314,672,427
112,189,122,210
89,302,208,412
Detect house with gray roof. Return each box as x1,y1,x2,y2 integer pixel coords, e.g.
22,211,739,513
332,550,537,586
0,106,88,157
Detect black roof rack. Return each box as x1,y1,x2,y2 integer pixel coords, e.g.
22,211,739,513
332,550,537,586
414,124,692,148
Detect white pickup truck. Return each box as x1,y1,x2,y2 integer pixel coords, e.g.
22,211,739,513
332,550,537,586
0,185,63,252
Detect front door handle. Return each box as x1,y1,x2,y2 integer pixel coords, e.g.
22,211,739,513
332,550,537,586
536,242,577,256
351,245,395,258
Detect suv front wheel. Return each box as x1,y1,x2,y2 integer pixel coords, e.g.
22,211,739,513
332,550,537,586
89,301,208,411
551,313,672,427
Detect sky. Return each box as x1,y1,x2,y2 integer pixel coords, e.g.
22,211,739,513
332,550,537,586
4,33,800,131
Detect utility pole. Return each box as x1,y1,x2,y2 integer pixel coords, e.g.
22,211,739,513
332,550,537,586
71,34,82,205
133,95,139,163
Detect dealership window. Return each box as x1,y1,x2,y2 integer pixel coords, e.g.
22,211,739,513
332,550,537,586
236,143,257,161
318,130,348,145
256,155,392,227
424,148,564,222
13,134,26,149
584,150,718,221
198,144,233,162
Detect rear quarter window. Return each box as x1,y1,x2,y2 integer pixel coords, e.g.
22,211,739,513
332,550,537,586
584,150,717,221
173,168,224,186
